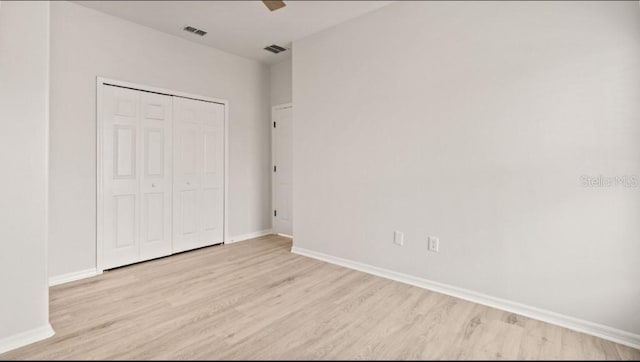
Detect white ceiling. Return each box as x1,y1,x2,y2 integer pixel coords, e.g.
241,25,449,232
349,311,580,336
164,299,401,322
74,1,394,65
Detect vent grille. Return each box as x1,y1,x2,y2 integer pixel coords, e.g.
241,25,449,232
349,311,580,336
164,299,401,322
264,44,287,54
183,26,207,36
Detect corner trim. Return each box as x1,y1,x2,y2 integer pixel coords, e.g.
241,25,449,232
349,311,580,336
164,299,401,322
291,246,640,350
49,268,99,287
0,324,55,354
226,229,273,244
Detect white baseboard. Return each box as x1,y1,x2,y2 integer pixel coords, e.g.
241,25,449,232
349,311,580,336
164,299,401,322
51,231,275,286
49,268,98,287
276,233,293,238
226,229,273,244
291,246,640,350
0,324,54,354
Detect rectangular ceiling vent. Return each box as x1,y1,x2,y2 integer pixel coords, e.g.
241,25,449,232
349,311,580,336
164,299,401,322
183,26,207,36
264,44,287,54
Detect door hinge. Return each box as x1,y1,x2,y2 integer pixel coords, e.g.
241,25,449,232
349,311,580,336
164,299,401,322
273,121,276,128
274,210,277,217
273,165,277,172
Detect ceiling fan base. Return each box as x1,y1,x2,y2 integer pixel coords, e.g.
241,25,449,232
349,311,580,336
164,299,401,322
263,0,286,12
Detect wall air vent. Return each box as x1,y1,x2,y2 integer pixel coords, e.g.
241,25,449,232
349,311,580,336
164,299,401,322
264,44,287,54
183,26,207,36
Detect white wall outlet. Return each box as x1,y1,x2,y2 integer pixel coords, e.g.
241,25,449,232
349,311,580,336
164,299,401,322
393,231,404,246
428,236,439,252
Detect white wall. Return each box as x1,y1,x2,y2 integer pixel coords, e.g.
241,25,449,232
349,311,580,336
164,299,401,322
0,0,53,349
270,58,292,106
49,1,272,277
293,0,640,336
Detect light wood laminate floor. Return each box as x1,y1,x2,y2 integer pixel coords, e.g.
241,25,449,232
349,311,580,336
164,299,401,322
2,235,638,360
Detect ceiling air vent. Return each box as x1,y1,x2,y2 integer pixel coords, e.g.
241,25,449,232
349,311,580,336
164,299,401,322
183,26,207,36
264,44,287,54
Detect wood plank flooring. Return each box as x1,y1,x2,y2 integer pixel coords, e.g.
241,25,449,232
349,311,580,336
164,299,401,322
1,235,638,360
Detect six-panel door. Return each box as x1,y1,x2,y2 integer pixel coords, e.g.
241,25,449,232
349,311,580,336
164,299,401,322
102,84,224,269
172,97,225,253
139,92,174,261
103,86,141,269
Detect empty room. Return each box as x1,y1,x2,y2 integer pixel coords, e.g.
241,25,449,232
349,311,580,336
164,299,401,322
1,0,639,360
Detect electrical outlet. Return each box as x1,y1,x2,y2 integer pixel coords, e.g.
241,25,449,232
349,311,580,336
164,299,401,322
393,231,404,246
428,236,439,252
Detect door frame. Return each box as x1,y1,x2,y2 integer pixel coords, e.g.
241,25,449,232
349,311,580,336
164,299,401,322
271,102,293,237
96,77,229,273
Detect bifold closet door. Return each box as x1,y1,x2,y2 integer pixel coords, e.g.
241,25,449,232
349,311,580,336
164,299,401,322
173,97,225,253
102,85,173,269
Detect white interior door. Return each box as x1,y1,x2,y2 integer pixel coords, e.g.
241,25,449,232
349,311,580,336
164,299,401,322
139,92,173,261
272,104,293,236
173,97,225,253
102,85,173,269
103,86,139,269
200,101,225,244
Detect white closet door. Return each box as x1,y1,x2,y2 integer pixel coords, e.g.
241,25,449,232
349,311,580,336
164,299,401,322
173,97,224,253
200,101,225,244
103,86,140,269
139,92,173,261
102,85,173,269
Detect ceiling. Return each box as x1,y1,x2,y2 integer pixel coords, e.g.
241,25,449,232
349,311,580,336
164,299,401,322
74,1,394,65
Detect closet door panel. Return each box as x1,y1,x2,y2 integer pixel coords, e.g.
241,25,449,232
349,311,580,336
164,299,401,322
173,97,203,252
102,86,140,269
200,102,225,244
139,92,173,260
173,97,224,253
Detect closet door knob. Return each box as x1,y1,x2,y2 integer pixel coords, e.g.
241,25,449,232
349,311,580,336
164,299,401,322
151,183,156,188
